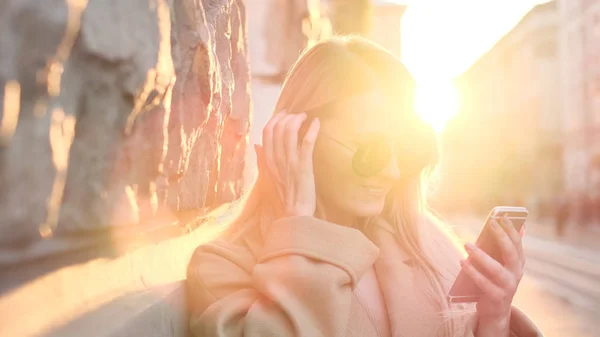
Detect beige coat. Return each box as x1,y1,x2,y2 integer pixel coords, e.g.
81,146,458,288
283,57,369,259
187,216,543,337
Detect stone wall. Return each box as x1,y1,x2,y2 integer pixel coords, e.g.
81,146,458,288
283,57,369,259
0,0,251,262
0,0,251,335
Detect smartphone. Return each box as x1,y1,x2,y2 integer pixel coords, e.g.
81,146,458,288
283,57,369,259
447,206,529,304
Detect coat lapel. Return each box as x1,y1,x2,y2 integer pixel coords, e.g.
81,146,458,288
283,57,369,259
370,223,447,337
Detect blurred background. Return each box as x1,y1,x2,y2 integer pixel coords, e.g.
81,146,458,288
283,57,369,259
247,0,600,336
0,0,598,336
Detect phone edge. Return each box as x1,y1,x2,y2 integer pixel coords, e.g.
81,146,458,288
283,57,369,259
446,206,530,304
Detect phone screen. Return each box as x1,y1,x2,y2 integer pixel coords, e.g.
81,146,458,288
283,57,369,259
475,210,527,263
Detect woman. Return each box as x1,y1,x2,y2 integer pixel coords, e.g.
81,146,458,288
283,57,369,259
187,36,542,337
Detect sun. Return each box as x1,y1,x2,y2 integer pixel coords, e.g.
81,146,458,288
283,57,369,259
414,80,460,133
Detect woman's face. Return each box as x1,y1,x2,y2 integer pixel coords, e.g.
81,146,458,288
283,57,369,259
313,91,408,222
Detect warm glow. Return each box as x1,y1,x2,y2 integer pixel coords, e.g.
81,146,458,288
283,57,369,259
399,0,550,131
414,80,460,133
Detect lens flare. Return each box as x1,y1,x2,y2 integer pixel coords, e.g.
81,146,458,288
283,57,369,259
414,80,460,133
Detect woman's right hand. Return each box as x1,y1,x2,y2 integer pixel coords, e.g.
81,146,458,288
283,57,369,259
258,111,321,217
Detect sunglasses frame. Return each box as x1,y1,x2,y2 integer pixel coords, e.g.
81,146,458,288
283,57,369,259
301,101,439,178
318,132,432,178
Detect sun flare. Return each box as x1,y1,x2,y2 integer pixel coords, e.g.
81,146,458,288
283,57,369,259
413,80,460,133
400,0,548,133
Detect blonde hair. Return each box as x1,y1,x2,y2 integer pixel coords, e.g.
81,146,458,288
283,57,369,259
224,36,470,335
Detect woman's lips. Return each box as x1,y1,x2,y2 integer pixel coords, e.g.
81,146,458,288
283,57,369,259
362,185,386,194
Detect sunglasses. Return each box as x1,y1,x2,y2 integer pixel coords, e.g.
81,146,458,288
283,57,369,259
319,131,437,178
301,101,438,178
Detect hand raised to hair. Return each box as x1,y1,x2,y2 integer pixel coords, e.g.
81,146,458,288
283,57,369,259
257,111,320,217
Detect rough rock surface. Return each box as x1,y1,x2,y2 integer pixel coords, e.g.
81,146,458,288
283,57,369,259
164,0,251,212
0,0,251,252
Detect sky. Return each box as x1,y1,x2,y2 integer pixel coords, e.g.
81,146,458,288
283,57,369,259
394,0,552,132
400,0,552,79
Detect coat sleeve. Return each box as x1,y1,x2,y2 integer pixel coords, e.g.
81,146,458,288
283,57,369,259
507,306,544,337
186,216,379,337
458,306,543,337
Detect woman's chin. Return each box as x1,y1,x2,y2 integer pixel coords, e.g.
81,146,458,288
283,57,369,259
351,199,386,218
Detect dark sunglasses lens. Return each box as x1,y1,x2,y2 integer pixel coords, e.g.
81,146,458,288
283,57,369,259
353,142,434,178
353,139,391,177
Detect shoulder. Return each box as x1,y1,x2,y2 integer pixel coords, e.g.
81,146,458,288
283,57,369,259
186,240,257,311
188,239,257,281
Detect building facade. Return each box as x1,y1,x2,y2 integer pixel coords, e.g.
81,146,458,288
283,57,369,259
558,0,600,200
439,2,561,215
370,1,406,58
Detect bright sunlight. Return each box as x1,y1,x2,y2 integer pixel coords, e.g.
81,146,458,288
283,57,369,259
400,0,550,133
414,80,460,134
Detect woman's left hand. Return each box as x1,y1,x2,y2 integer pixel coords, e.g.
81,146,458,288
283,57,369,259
460,216,526,333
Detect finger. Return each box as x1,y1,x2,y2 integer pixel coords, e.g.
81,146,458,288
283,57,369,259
460,259,504,302
464,242,513,287
255,144,277,192
284,113,307,167
273,114,297,177
263,112,286,177
499,216,525,263
491,219,523,277
254,145,265,168
300,118,320,171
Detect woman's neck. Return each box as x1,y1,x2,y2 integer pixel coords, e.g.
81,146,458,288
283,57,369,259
327,213,357,228
320,203,358,228
316,194,361,228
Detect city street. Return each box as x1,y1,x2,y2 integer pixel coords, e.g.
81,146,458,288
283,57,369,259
248,77,600,337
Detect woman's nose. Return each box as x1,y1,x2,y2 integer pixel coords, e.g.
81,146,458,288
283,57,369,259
380,155,401,181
